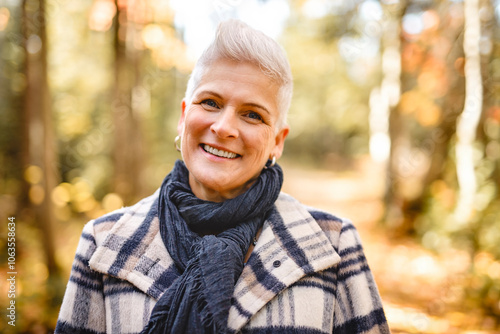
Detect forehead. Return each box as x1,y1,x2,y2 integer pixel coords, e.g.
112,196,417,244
194,59,280,112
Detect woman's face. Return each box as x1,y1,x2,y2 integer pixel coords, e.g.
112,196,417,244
178,58,289,202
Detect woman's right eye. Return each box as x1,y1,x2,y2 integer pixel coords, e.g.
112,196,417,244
201,99,219,109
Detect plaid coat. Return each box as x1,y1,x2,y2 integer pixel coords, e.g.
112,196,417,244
56,191,390,334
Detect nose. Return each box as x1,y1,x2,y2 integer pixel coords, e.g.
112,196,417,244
210,108,239,138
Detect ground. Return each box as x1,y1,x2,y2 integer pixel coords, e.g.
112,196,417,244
281,158,500,334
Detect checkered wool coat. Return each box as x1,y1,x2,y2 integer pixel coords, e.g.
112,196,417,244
56,190,390,334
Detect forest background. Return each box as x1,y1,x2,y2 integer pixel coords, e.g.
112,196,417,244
1,0,500,333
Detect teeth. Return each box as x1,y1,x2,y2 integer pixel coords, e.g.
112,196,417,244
204,145,237,159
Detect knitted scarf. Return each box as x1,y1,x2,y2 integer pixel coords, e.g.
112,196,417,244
141,160,283,334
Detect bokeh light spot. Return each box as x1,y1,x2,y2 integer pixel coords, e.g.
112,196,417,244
34,262,49,282
142,24,165,49
0,7,10,31
29,185,45,205
26,34,42,54
89,0,116,32
24,165,43,184
51,183,72,207
403,13,424,35
102,193,124,212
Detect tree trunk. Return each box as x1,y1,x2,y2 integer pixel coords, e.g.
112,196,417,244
112,1,145,204
380,2,410,234
384,2,466,236
22,0,59,275
454,0,482,224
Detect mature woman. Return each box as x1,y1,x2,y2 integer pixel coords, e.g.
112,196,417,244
56,20,390,334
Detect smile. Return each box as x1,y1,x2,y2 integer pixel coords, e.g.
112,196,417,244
202,144,239,159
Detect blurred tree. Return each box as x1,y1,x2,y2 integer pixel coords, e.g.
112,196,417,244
283,0,376,169
111,0,146,204
0,5,24,219
385,1,466,236
22,0,59,275
456,0,500,319
368,1,404,171
371,0,405,228
454,0,483,226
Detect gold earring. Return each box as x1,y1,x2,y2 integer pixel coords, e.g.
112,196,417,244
174,135,181,152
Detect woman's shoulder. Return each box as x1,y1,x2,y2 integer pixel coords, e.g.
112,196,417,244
83,189,161,243
277,192,352,226
276,192,356,243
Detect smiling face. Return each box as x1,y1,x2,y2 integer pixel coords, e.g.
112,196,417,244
178,58,289,202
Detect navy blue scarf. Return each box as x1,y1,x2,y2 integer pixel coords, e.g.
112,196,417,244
142,160,283,334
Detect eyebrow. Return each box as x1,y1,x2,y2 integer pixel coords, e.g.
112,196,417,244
196,90,271,115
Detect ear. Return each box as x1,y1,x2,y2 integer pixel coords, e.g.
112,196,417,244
271,125,289,160
178,99,187,135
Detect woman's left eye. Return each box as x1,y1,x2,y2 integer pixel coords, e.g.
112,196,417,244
246,111,263,122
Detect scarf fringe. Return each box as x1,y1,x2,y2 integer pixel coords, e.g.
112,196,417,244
190,244,229,333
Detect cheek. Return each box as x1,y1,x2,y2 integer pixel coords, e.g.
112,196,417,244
262,127,276,148
183,110,210,138
245,128,275,157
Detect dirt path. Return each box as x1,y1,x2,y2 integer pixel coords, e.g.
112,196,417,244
280,159,499,334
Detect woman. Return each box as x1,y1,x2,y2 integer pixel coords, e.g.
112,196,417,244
56,20,390,334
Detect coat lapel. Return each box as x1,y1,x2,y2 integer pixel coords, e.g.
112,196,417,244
89,191,177,300
227,193,341,332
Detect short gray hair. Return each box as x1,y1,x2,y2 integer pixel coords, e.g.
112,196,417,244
184,19,293,129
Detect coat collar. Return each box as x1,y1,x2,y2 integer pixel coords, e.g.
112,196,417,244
89,192,340,330
227,193,341,331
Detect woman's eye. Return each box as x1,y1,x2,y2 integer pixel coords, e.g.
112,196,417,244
201,99,219,109
247,111,263,122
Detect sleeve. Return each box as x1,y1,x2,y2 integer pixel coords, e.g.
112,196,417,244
332,220,391,334
55,220,107,334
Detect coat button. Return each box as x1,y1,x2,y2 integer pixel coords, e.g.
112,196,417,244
273,260,281,268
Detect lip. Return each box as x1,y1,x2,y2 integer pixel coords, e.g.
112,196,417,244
200,143,241,159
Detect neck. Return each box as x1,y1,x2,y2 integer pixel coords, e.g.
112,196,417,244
188,174,258,202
